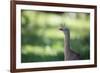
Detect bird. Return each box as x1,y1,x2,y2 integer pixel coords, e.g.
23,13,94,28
59,24,81,60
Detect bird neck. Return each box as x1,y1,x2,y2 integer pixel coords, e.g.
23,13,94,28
64,30,70,60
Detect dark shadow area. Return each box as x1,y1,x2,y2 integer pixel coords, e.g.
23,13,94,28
21,52,64,62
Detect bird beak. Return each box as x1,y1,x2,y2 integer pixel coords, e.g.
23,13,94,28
59,27,63,31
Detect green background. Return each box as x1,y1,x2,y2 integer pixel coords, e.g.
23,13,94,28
21,10,90,63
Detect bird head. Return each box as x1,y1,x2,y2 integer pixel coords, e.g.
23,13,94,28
59,24,69,32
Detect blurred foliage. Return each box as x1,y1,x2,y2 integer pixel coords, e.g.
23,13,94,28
21,10,90,63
